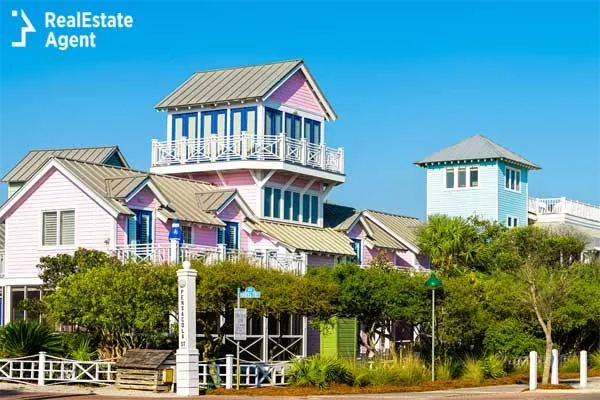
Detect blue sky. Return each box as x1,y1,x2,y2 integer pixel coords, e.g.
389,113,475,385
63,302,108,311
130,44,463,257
1,1,598,218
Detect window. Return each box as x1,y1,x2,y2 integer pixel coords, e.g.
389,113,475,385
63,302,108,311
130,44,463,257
285,114,302,140
292,192,300,221
507,216,519,228
458,167,466,188
302,194,310,223
351,239,362,265
283,191,292,220
265,108,282,136
42,210,74,246
470,167,478,187
182,225,192,244
304,118,321,145
217,222,239,250
273,189,281,218
11,286,42,322
446,168,454,189
264,187,273,217
505,166,521,192
311,196,319,224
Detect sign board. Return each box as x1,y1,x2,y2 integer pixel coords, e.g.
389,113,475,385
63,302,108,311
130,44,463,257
233,307,247,341
239,286,261,299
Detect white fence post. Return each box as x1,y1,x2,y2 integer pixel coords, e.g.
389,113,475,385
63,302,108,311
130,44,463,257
225,354,234,389
529,351,537,391
551,349,559,385
37,352,46,386
580,350,588,388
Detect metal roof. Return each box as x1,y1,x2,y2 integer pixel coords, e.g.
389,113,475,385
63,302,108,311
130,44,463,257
323,203,361,231
155,59,301,110
364,210,422,251
2,146,129,183
362,218,407,250
415,134,540,170
248,220,355,256
195,189,236,212
53,159,224,226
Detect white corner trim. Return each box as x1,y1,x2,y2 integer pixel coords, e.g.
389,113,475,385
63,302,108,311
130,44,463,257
0,159,120,220
363,211,420,254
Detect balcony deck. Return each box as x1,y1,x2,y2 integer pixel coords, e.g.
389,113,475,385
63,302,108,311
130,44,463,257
151,133,344,176
528,197,600,223
113,243,306,275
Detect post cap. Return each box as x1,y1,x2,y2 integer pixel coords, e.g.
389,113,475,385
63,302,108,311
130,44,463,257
182,260,191,269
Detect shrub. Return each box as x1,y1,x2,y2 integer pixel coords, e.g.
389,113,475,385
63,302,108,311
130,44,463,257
287,355,352,389
482,354,506,379
461,357,484,383
61,333,97,361
436,358,458,380
0,320,62,357
591,351,600,371
560,353,580,373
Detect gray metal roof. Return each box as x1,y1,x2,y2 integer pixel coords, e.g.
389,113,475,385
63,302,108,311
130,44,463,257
195,189,236,212
364,210,423,252
247,219,355,256
51,158,224,226
362,218,407,250
2,146,129,183
155,59,301,110
415,134,540,170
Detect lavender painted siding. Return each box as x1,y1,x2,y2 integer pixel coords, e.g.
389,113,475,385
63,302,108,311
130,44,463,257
267,71,325,116
307,254,335,267
4,168,115,280
116,215,127,245
190,171,259,214
194,225,217,247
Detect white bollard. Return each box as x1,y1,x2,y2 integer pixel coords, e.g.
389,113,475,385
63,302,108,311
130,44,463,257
551,349,559,385
37,351,46,386
225,354,234,389
529,351,538,391
176,261,199,396
580,351,588,388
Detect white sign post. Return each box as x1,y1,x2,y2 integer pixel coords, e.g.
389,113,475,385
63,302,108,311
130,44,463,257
176,261,199,396
234,287,261,389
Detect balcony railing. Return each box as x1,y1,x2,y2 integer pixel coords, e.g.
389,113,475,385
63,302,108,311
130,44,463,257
151,133,344,174
112,243,305,274
529,197,600,222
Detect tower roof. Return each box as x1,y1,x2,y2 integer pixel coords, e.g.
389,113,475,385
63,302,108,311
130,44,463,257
415,134,540,170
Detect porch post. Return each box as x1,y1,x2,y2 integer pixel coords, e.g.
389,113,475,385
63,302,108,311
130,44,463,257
262,316,269,362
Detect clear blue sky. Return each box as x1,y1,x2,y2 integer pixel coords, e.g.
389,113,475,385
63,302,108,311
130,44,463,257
1,1,598,219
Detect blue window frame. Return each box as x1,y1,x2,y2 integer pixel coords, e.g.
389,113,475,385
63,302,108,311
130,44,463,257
304,118,321,145
230,107,257,137
352,239,362,265
127,210,153,245
265,108,282,136
285,113,302,140
171,113,198,141
200,109,227,138
310,196,319,224
218,221,239,250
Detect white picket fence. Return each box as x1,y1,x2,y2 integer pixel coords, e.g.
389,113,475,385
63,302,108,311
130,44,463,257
0,352,116,385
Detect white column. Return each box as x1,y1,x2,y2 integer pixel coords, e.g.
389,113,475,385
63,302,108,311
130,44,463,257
580,350,587,388
176,261,199,396
4,286,11,325
37,351,46,386
529,351,537,391
262,316,269,362
302,316,308,358
225,354,234,389
551,349,559,385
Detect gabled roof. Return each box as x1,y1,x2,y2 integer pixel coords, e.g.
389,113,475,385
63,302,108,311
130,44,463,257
247,219,355,256
195,189,237,212
2,146,129,183
364,210,422,252
155,59,336,120
415,134,540,170
362,218,407,251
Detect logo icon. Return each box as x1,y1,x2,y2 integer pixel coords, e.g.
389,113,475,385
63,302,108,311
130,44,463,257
11,9,36,47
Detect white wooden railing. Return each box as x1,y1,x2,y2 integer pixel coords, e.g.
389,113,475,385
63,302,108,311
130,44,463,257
151,133,344,174
113,244,306,274
199,355,289,388
0,352,116,385
529,197,600,222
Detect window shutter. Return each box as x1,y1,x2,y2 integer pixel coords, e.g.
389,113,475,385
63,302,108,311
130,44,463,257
60,211,75,245
42,212,57,246
217,227,225,245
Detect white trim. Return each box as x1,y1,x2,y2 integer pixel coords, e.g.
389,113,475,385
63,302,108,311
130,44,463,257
39,209,76,250
149,160,345,184
443,165,481,191
506,215,520,228
0,159,121,220
125,179,169,207
363,212,420,254
127,206,156,245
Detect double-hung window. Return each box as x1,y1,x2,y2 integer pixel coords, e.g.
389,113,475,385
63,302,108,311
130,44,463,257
458,167,467,188
446,168,455,189
507,216,519,227
505,167,521,192
42,210,75,246
470,167,478,187
182,225,193,244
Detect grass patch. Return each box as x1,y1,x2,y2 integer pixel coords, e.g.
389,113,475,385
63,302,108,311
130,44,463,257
559,353,580,373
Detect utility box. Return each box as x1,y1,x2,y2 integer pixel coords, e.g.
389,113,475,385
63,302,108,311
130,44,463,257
320,317,357,358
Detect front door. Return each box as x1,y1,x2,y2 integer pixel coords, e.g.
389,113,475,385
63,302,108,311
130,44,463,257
127,210,153,256
231,107,257,158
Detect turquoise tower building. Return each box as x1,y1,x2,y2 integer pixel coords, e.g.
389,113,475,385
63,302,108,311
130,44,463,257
415,134,540,227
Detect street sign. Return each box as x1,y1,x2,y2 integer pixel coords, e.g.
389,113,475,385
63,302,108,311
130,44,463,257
239,286,261,299
233,307,247,341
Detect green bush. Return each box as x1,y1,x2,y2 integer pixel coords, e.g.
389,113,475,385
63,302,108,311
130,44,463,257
287,355,352,389
482,354,506,379
483,319,544,358
61,333,97,361
591,351,600,371
461,357,484,383
436,358,458,380
0,320,62,357
560,353,580,373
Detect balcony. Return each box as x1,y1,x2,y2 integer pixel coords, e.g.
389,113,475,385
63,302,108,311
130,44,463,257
529,197,600,222
151,133,344,175
113,243,305,275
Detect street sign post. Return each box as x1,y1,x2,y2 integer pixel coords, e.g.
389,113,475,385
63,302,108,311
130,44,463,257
235,286,261,389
